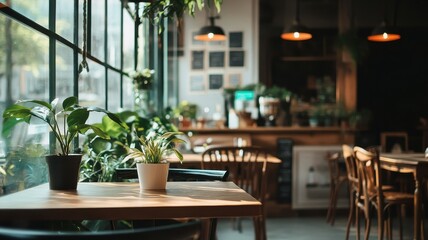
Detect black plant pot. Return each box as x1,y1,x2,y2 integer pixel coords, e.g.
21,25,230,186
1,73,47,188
45,154,82,190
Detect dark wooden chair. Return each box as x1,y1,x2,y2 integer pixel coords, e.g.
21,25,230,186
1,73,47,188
0,220,201,240
326,152,348,226
115,168,229,182
354,146,414,240
201,146,268,240
114,167,228,240
342,144,362,240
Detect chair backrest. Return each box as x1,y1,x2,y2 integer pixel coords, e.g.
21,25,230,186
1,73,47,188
342,144,358,191
115,168,229,182
0,220,201,240
201,146,268,202
353,146,384,202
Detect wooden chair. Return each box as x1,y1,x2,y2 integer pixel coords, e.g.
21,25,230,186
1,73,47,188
201,146,268,240
0,220,201,240
114,167,228,240
326,152,348,226
354,146,414,240
342,144,363,240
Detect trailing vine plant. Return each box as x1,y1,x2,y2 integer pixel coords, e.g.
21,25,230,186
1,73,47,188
142,0,223,32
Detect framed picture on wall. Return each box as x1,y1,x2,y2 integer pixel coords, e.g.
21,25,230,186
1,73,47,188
227,73,241,88
229,51,244,67
208,74,223,90
191,50,204,70
229,32,243,48
190,75,205,92
209,51,225,67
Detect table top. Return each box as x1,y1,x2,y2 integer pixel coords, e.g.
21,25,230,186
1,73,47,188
380,153,428,165
0,182,262,221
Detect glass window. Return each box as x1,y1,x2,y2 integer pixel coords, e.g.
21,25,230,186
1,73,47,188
56,0,74,42
107,0,121,68
107,69,121,112
78,58,105,109
122,75,134,110
2,0,49,29
56,42,74,98
123,6,135,73
90,0,105,60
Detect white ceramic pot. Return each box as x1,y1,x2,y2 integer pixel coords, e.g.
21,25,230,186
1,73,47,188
136,162,169,190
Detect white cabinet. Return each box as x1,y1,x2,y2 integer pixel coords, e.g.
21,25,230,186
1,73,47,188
292,145,349,209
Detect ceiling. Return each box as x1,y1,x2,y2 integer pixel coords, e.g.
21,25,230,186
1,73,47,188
261,0,428,29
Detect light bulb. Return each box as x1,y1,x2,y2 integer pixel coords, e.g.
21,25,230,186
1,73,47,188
208,33,214,39
293,32,300,39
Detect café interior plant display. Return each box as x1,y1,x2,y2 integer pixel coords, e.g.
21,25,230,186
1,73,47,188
81,110,179,182
129,68,155,116
143,0,223,32
172,101,198,128
2,96,126,190
121,131,185,190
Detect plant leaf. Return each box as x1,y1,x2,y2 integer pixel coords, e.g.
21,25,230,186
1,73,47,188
62,96,77,110
68,108,89,127
17,99,53,110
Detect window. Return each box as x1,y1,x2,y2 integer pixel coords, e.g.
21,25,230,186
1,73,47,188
0,0,180,194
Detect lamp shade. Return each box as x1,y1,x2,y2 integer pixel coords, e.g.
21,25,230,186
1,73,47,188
368,21,401,42
194,17,226,41
281,20,312,41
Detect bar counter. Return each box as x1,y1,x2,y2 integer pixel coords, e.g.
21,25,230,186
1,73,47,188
181,126,357,155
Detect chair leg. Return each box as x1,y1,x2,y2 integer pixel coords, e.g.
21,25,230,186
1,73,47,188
356,205,361,240
377,207,384,240
346,192,355,240
327,183,335,224
364,207,372,240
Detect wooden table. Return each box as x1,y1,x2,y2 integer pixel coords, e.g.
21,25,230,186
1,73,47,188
380,153,428,240
0,182,262,221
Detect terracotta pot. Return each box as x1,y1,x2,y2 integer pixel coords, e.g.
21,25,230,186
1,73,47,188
45,154,82,190
136,162,169,190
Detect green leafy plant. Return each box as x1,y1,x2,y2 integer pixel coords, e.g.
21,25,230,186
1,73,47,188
122,131,186,164
2,96,126,156
143,0,223,32
173,101,198,120
81,110,179,182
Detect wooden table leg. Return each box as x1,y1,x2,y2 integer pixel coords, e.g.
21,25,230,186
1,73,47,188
414,176,421,240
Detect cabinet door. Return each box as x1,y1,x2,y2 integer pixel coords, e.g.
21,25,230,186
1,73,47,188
292,145,348,209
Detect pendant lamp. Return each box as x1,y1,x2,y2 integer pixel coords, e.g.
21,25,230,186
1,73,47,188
281,0,312,41
194,16,226,41
368,0,401,42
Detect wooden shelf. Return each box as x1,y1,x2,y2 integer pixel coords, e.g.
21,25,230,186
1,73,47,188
280,56,336,61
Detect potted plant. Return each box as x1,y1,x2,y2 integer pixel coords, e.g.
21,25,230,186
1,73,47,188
122,131,185,190
2,96,126,190
173,101,198,128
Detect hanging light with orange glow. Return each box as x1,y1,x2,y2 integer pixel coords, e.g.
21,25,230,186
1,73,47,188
194,16,226,42
281,0,312,41
368,0,401,42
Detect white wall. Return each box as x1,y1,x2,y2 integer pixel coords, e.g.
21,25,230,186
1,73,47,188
178,0,259,118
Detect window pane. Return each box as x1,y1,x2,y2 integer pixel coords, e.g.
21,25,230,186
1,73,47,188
56,42,74,98
0,15,49,194
91,0,105,60
3,0,49,29
79,59,106,108
107,70,121,111
56,0,74,42
122,75,134,110
107,0,121,68
123,6,135,72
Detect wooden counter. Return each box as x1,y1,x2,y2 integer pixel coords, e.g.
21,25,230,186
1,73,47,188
181,126,357,155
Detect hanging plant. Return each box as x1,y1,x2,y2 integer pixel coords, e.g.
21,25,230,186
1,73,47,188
129,68,155,90
142,0,223,32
